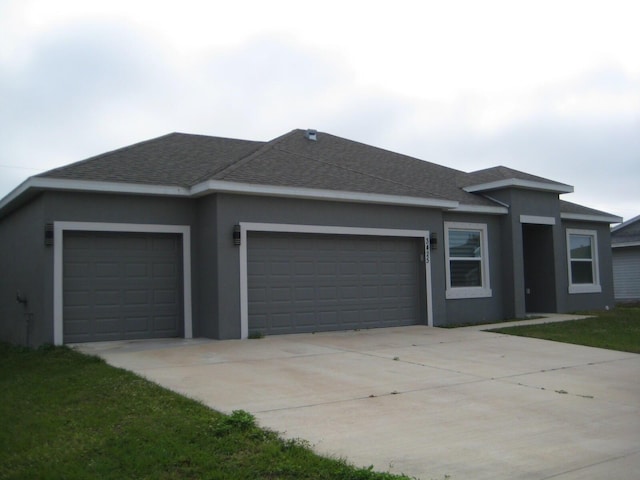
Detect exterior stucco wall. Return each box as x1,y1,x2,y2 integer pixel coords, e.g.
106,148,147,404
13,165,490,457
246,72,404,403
1,191,199,345
441,212,504,325
210,193,446,338
483,189,564,318
0,195,48,346
561,220,616,312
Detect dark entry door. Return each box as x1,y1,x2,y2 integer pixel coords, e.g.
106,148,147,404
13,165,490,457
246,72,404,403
522,224,557,313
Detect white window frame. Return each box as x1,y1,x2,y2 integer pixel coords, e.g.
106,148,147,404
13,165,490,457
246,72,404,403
566,228,601,294
444,222,492,299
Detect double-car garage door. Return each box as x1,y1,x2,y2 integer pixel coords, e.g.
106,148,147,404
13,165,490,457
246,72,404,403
63,231,183,343
248,232,424,335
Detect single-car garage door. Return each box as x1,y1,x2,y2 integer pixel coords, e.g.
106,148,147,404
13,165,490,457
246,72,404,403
248,232,423,335
63,231,183,343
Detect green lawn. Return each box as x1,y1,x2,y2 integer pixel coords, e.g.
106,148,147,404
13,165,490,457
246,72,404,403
0,343,414,480
487,305,640,354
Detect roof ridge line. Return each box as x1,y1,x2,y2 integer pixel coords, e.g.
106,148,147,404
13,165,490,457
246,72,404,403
212,129,301,181
272,144,450,200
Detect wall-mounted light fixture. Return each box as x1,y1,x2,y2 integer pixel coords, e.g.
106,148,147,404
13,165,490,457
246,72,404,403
429,233,437,250
44,223,54,246
233,224,241,246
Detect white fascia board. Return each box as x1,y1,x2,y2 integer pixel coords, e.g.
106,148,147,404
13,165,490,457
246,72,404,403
612,241,640,248
448,204,508,215
463,178,574,194
561,212,623,224
0,177,35,211
191,179,459,209
29,177,191,196
520,215,556,225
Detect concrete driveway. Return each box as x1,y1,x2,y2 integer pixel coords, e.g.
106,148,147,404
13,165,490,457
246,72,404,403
76,320,640,480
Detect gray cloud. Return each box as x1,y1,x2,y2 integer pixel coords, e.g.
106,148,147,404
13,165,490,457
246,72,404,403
1,22,638,222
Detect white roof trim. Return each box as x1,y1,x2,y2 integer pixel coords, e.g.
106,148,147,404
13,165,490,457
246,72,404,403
561,212,623,224
611,214,640,232
520,215,556,225
448,204,508,215
612,241,640,248
1,176,459,214
464,178,574,194
0,177,190,212
191,179,459,209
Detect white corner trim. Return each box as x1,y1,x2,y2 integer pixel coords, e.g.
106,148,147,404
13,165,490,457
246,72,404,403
464,178,574,194
561,212,623,224
53,221,192,345
520,215,556,225
192,179,459,209
238,222,433,339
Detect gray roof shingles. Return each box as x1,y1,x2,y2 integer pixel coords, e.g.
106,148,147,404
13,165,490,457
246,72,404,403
34,129,611,216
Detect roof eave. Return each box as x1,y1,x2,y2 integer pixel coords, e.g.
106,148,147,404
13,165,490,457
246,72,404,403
1,177,461,216
0,177,190,218
192,179,459,209
611,214,640,232
447,204,509,215
612,241,640,248
561,212,623,224
464,178,574,194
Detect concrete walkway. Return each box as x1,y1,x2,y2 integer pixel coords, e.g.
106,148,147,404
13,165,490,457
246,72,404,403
75,318,640,480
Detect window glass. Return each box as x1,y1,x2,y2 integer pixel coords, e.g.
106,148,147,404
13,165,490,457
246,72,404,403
571,262,594,284
448,230,481,258
450,259,482,287
569,235,592,259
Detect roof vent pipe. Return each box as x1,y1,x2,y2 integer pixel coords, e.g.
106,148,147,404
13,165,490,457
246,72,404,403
305,129,317,141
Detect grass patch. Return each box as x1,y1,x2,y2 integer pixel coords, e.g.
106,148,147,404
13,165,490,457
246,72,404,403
487,306,640,353
0,343,413,480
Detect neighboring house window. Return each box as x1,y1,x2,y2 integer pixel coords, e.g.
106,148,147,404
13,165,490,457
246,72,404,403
444,222,492,299
566,229,601,294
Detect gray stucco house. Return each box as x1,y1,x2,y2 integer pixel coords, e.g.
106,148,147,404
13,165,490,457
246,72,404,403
0,129,623,346
611,215,640,303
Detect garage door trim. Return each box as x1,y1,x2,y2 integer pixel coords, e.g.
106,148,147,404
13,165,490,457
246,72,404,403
239,222,432,339
53,222,192,345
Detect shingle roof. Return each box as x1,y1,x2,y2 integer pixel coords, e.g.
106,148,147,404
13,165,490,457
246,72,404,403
32,129,613,218
38,129,499,206
38,132,265,187
461,166,571,189
212,129,493,205
611,215,640,244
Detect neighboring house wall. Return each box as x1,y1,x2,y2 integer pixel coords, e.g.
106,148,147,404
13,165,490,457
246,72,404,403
613,247,640,302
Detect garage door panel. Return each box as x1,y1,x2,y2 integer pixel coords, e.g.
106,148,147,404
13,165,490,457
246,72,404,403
248,232,422,335
63,231,182,343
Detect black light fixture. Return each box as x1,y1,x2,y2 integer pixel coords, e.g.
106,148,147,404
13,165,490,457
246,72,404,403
429,233,437,250
44,223,54,246
233,224,241,246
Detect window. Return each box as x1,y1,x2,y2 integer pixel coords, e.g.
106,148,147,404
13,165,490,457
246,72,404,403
444,222,492,299
566,229,601,293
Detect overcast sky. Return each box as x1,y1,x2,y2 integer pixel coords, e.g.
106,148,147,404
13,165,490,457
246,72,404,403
1,0,638,222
